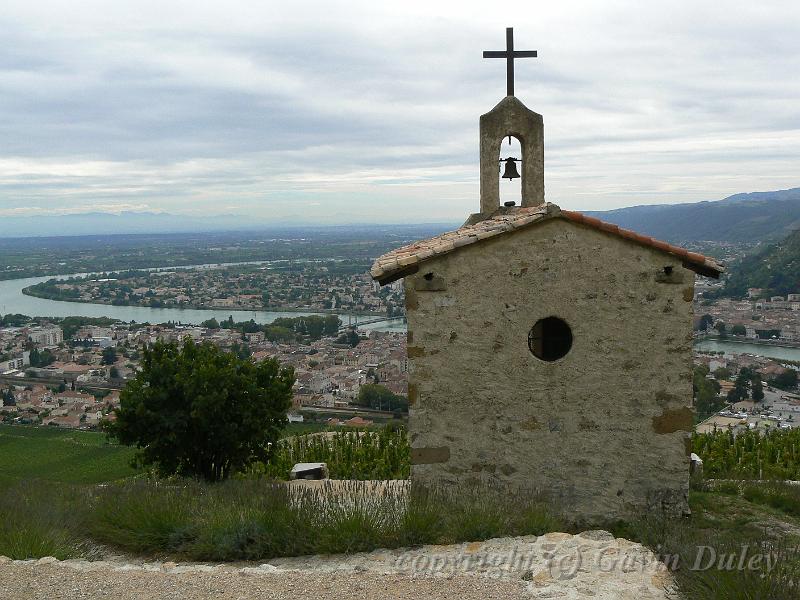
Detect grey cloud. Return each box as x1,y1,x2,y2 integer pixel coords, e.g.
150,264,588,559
0,1,798,220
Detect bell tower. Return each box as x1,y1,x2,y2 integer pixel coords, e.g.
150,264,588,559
478,28,544,215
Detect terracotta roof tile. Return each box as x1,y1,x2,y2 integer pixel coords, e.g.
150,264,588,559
372,203,724,284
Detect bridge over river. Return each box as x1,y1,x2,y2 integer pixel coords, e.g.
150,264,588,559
338,316,406,332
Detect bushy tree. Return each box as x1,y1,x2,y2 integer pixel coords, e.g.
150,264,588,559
713,367,731,381
337,329,361,347
106,339,295,481
693,366,723,419
752,375,765,402
770,369,799,391
101,346,117,365
355,383,409,412
1,388,15,407
698,314,714,330
29,348,55,368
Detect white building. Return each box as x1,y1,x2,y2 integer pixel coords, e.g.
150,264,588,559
28,326,63,347
0,351,30,372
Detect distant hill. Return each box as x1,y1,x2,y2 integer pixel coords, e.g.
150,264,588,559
716,229,800,299
3,187,799,241
588,187,800,244
0,211,269,238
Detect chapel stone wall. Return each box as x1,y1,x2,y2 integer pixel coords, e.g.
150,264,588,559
404,217,694,522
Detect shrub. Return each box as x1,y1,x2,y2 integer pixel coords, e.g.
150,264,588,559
0,481,92,560
106,339,294,481
87,479,560,561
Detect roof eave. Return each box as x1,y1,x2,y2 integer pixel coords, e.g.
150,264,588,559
377,264,419,286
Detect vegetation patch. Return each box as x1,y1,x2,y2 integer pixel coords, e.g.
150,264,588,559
0,424,136,486
5,472,800,598
1,479,561,562
693,428,800,480
253,426,410,480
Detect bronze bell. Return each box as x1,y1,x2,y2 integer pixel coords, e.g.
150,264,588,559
501,157,520,180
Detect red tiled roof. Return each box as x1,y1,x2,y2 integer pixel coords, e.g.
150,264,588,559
559,210,722,277
371,203,724,285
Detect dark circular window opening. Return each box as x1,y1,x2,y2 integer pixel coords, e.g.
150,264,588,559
528,317,572,362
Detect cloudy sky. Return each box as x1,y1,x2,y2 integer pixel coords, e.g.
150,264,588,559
1,0,798,224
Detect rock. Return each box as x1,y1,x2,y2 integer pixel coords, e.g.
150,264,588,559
578,530,616,542
0,556,11,565
36,557,58,565
61,560,97,572
170,565,214,574
113,564,143,572
542,532,572,542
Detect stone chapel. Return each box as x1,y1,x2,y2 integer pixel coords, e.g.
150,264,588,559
370,29,724,522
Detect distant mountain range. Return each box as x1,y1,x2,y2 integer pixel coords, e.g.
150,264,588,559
0,211,457,239
587,187,800,244
2,187,799,241
0,212,277,238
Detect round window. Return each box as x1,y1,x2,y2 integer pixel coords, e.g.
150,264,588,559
528,317,572,362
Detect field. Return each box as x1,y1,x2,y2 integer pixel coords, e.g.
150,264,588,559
0,422,389,486
0,424,137,485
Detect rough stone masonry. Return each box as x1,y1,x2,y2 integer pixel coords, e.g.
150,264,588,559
371,88,723,523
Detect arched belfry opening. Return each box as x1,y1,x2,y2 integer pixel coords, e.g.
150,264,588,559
499,135,522,206
479,96,544,214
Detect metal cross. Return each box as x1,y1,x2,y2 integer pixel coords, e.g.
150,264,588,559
483,27,537,97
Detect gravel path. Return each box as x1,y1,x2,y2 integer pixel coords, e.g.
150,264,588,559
0,531,673,599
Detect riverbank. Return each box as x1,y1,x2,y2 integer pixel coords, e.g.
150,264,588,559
695,333,800,350
694,337,800,362
2,275,406,330
20,286,388,319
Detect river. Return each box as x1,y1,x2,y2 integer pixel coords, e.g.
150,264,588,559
694,339,800,362
8,273,798,347
0,274,407,332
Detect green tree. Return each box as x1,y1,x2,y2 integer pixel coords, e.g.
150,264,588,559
264,325,295,343
106,339,295,481
752,375,765,402
729,369,752,401
695,379,723,419
355,383,409,412
336,329,360,347
1,387,15,406
731,324,746,336
28,348,55,368
714,321,726,336
698,314,714,330
101,346,118,365
693,365,723,419
770,369,799,391
727,386,747,403
109,366,120,379
713,367,731,381
323,315,341,336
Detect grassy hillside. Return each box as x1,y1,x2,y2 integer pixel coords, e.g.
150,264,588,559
716,229,800,298
0,425,137,485
590,187,800,243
